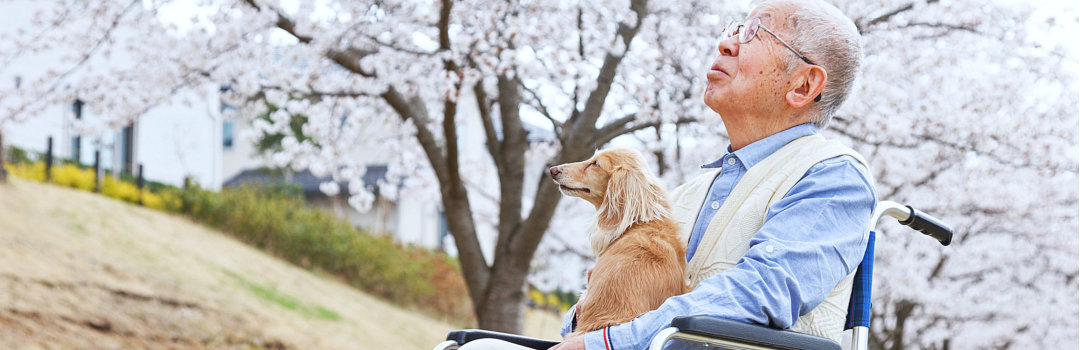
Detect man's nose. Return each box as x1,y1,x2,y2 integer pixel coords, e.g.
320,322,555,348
549,166,561,178
717,37,739,57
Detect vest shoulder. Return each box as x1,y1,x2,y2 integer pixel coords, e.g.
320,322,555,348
672,169,720,196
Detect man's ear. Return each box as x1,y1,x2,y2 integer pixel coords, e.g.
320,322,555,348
786,65,827,108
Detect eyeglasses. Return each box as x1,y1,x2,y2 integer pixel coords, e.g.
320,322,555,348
725,17,821,101
726,17,814,65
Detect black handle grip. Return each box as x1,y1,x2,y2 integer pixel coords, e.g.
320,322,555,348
899,206,953,246
446,329,558,350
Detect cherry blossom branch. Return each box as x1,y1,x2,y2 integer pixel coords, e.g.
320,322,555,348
544,233,595,261
830,118,1075,174
517,79,563,133
572,0,648,137
901,22,980,34
472,81,503,168
353,33,436,56
588,117,697,151
0,2,73,70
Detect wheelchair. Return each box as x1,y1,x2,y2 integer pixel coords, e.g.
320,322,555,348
435,201,953,350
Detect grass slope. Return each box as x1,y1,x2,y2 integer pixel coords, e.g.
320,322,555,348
0,179,561,349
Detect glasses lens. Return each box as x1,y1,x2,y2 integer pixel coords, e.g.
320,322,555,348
723,22,738,38
741,18,759,44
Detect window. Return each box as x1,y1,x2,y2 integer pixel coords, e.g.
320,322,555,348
222,120,234,149
72,99,83,118
221,104,236,149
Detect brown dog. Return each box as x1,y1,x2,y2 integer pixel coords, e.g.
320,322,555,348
549,148,686,334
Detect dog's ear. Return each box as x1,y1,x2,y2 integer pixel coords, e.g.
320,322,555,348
597,166,670,235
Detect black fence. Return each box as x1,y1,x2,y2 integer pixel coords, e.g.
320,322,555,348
0,136,169,206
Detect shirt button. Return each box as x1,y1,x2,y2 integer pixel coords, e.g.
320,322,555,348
727,158,736,165
765,245,775,253
711,201,720,210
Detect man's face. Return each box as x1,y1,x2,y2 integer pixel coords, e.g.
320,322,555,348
704,4,794,117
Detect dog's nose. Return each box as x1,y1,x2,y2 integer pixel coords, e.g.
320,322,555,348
549,166,561,178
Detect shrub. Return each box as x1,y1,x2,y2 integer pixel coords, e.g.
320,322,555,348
171,184,473,324
4,145,32,164
52,164,96,191
5,162,46,181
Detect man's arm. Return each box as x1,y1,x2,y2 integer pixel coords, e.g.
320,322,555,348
580,158,876,350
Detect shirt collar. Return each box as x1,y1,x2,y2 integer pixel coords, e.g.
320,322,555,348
702,123,818,169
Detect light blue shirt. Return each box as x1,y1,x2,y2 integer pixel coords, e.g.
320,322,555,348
560,123,876,350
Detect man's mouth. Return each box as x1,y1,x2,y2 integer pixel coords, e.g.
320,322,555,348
707,63,728,79
559,184,590,193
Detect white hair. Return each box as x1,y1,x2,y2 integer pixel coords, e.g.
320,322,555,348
765,0,862,128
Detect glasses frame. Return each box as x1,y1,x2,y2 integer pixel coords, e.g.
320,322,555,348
729,17,815,65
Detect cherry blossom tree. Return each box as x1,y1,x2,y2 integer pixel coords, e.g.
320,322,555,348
1,0,1076,346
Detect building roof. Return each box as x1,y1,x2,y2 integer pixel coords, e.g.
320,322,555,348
223,165,387,197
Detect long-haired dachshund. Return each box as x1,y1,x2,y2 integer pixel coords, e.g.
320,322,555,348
549,148,686,334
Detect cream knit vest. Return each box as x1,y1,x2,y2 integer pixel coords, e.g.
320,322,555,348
670,134,870,342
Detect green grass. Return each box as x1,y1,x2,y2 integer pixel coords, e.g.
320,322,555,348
69,222,88,234
224,270,341,321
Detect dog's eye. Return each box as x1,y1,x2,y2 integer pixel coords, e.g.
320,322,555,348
591,161,599,168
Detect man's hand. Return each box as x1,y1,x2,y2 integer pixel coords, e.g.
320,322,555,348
548,334,586,350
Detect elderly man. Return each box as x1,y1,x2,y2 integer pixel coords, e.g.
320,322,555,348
549,0,875,349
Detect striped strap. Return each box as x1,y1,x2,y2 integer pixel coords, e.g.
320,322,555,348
845,231,875,329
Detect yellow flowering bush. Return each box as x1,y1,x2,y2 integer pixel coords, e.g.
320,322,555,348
4,162,46,181
5,161,179,210
51,164,96,191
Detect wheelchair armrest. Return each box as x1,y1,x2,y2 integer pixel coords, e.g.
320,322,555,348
670,316,840,350
445,329,559,350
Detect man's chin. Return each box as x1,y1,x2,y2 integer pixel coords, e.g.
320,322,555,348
703,89,729,112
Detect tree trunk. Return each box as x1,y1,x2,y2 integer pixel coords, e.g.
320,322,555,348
475,261,531,332
889,300,916,350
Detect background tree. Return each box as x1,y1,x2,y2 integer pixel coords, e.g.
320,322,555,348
1,0,1076,346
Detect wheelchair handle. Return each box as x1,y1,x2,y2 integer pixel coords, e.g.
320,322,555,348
899,205,953,246
872,201,953,246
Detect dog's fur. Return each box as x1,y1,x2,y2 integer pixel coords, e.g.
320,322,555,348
549,148,687,334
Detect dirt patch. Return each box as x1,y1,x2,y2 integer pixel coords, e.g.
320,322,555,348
0,272,288,350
